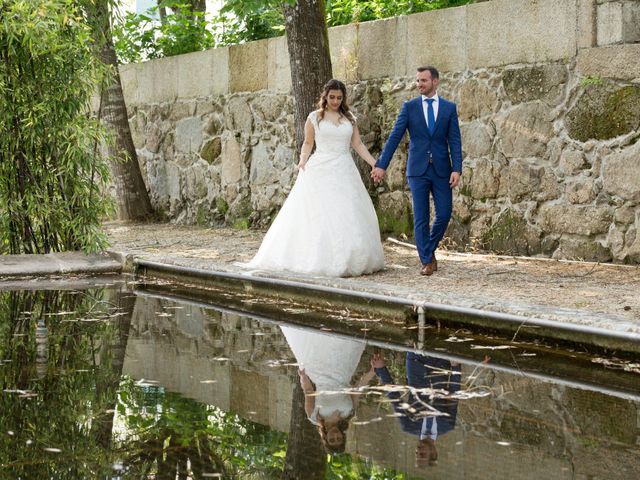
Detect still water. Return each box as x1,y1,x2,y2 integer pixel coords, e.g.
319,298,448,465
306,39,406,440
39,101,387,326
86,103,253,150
0,282,638,479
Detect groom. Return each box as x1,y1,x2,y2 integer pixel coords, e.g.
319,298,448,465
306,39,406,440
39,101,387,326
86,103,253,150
372,66,462,276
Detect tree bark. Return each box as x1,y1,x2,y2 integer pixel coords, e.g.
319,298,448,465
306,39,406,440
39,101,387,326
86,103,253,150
283,380,326,480
91,2,154,221
283,0,333,154
91,288,134,448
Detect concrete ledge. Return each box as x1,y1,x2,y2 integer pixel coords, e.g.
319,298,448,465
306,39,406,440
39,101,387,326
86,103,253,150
467,0,577,68
0,252,122,277
229,40,269,93
132,258,640,355
267,36,291,92
576,44,640,80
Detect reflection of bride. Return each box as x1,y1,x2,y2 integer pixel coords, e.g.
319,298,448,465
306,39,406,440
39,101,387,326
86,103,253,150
281,325,375,453
243,79,384,277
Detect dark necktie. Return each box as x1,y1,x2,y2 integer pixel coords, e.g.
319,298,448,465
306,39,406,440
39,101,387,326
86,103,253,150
425,98,435,136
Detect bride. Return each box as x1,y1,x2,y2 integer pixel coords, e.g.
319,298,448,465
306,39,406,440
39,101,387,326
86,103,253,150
244,79,384,277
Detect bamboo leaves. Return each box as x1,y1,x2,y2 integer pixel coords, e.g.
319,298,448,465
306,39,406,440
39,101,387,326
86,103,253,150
0,0,113,254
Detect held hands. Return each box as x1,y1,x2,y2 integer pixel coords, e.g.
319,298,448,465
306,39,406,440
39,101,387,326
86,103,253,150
370,353,386,369
371,167,386,184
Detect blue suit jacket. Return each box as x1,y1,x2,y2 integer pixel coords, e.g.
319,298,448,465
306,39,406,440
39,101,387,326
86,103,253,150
376,96,462,178
375,353,461,437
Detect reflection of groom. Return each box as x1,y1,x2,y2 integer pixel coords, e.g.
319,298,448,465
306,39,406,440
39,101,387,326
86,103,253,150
372,353,461,468
372,66,462,276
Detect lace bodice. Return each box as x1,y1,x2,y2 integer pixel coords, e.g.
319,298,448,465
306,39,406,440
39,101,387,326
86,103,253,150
308,110,353,155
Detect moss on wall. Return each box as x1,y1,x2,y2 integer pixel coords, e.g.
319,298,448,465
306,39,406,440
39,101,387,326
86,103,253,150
482,209,536,255
566,82,640,142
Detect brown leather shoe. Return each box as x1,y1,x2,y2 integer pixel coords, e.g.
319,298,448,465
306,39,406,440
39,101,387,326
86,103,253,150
432,252,438,272
420,262,434,276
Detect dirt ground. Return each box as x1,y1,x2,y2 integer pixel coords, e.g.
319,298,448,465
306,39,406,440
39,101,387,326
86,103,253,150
104,222,640,331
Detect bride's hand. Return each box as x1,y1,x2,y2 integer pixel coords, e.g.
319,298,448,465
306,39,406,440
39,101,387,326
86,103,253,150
297,160,307,171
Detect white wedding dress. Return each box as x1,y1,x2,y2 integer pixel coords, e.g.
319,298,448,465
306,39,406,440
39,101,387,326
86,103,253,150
244,111,384,277
281,325,365,424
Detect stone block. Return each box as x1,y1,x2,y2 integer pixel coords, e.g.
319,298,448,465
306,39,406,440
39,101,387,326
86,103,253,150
552,236,613,262
358,16,407,80
565,81,640,141
175,117,203,154
229,40,268,92
210,46,230,95
576,44,640,80
602,141,640,202
499,158,545,203
482,208,541,256
329,24,359,83
150,56,179,104
118,63,142,106
221,133,244,185
597,0,640,46
565,178,598,204
267,36,291,92
177,49,215,99
467,0,576,68
406,7,466,74
502,64,568,105
458,79,498,121
461,121,493,158
537,204,612,235
559,148,587,175
496,102,554,158
225,96,254,133
577,0,597,48
467,158,501,200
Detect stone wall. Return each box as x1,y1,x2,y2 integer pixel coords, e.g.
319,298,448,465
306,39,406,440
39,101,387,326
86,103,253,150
119,0,640,263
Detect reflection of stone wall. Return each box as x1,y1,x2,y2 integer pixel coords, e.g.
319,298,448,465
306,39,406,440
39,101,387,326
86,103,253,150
122,302,640,479
350,353,640,480
120,0,640,263
123,295,295,431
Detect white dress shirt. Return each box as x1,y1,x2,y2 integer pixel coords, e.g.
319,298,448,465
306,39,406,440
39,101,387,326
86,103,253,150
420,416,438,440
421,93,440,130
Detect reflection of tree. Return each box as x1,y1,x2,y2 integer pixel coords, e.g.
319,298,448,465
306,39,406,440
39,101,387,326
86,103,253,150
283,379,327,480
91,289,136,449
116,384,287,478
0,288,131,478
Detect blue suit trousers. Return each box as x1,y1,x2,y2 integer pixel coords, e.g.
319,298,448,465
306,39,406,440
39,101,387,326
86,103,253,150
407,164,452,265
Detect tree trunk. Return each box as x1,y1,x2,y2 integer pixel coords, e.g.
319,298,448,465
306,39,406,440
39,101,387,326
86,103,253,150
91,288,134,448
283,380,326,480
91,2,154,221
283,0,333,153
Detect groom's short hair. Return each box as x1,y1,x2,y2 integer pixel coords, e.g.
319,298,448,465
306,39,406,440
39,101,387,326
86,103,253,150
417,66,439,79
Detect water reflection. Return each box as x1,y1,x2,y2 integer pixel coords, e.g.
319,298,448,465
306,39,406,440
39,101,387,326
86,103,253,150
372,352,490,469
0,287,133,478
282,325,372,454
0,287,638,479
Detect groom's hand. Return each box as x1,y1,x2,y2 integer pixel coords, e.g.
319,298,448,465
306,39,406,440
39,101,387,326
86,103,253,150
449,171,461,188
371,167,386,184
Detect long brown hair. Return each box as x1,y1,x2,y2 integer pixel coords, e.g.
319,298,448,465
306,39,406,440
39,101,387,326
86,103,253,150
316,79,356,124
316,415,353,454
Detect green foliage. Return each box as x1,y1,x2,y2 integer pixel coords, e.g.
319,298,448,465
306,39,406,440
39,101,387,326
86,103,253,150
327,452,411,479
0,0,113,254
113,3,216,63
325,0,476,26
116,379,287,477
579,74,603,87
0,289,122,478
113,0,476,62
217,0,285,45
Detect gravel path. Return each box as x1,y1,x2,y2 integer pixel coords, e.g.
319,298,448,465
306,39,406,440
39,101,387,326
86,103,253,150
105,222,640,333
